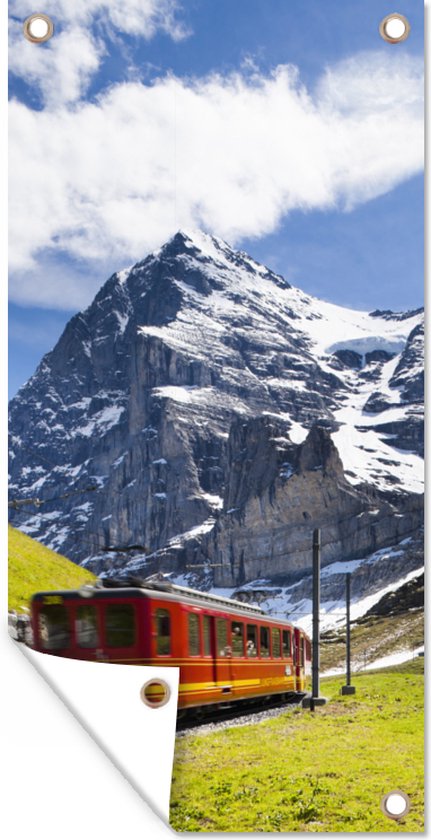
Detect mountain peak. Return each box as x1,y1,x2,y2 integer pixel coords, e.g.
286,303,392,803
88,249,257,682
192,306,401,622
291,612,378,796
153,228,291,292
170,227,229,250
159,228,226,259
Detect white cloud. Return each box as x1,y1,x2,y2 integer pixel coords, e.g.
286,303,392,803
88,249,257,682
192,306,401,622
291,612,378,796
9,0,188,106
9,0,187,38
8,0,423,309
9,50,423,308
9,22,103,108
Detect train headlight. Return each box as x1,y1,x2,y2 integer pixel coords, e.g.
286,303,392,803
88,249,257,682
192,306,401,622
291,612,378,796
285,665,292,676
79,584,95,598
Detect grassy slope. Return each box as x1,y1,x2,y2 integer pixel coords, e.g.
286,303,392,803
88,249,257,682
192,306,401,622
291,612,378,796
321,610,424,673
8,525,96,611
171,660,424,833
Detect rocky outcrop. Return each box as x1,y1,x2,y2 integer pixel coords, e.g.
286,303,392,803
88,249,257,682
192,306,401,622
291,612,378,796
362,571,424,618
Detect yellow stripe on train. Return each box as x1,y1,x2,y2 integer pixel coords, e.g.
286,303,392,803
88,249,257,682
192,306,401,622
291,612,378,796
178,677,293,693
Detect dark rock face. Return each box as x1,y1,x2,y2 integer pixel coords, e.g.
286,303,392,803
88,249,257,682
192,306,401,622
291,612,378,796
362,322,424,457
364,350,394,365
333,349,363,369
390,322,424,404
362,572,424,618
9,231,423,597
369,307,423,322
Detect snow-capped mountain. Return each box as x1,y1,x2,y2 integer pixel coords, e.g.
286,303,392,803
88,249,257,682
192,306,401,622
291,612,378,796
9,231,424,606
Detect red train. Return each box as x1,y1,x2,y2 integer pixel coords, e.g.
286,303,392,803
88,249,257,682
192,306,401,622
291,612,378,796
30,578,311,710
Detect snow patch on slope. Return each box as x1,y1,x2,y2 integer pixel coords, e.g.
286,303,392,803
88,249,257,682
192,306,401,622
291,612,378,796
332,353,423,493
74,405,125,437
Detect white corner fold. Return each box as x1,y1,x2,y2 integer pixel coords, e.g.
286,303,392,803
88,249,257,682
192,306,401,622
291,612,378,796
20,645,179,824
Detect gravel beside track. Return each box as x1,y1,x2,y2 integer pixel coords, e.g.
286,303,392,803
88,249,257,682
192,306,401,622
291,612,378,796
176,695,306,736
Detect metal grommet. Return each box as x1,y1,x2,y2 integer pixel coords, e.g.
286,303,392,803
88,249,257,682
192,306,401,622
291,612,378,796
379,13,410,44
23,13,54,43
140,679,171,708
380,790,410,820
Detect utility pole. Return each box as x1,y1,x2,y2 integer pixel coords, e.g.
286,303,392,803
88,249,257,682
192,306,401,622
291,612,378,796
312,527,320,701
341,572,356,695
303,528,326,709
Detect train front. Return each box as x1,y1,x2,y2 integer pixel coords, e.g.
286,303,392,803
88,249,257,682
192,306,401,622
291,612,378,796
30,585,148,663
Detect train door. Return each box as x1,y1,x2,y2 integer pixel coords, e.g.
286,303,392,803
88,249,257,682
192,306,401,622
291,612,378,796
213,616,233,695
293,627,305,691
304,636,312,684
100,599,141,663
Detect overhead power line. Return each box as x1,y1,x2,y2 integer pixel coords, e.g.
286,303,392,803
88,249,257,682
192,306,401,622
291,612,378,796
8,484,99,510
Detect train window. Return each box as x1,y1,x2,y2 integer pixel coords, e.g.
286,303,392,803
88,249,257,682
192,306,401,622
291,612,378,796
216,618,228,655
300,637,305,667
260,626,270,657
203,615,211,656
38,605,70,650
106,604,135,647
246,624,258,657
282,629,292,657
305,638,311,660
156,608,171,655
272,627,281,657
232,622,244,656
76,605,99,648
188,613,200,656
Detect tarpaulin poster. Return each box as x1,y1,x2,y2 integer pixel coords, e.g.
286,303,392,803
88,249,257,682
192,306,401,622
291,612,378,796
8,1,424,834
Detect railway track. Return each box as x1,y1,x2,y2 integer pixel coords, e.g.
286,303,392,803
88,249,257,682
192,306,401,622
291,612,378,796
176,693,308,735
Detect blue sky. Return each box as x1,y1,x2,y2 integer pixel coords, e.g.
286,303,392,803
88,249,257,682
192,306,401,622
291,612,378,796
8,0,423,397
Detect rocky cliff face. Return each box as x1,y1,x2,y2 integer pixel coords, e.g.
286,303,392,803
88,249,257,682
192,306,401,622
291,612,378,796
203,421,422,587
9,231,424,611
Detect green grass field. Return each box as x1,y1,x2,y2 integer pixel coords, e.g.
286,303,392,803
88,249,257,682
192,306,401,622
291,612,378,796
171,660,424,833
8,525,96,611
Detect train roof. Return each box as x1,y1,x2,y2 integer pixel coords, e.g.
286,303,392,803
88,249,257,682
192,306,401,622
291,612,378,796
140,579,265,615
32,576,311,634
32,575,266,617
